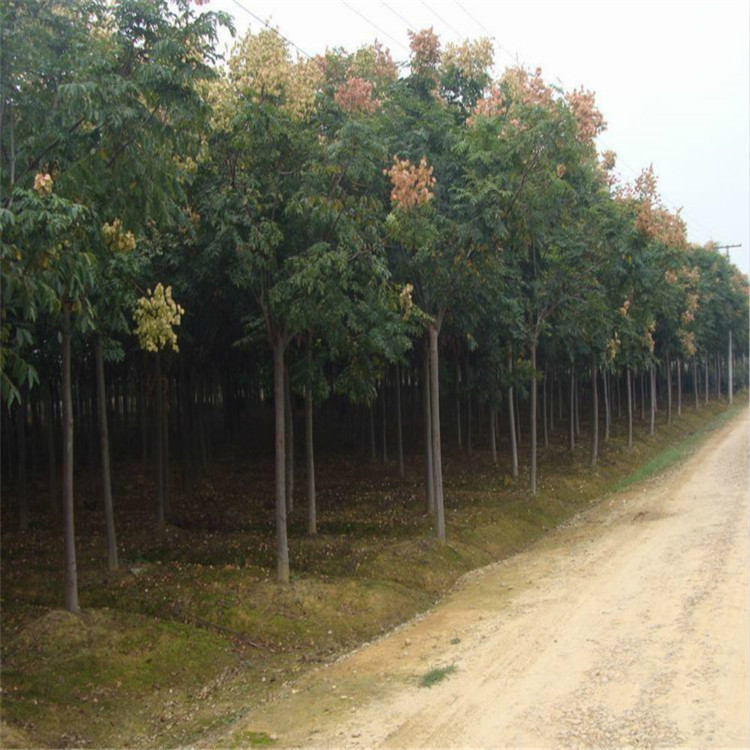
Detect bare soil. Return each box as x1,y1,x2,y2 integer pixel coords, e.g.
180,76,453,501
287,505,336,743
210,407,750,749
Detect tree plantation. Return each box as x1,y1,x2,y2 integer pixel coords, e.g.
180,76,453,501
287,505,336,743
1,0,749,697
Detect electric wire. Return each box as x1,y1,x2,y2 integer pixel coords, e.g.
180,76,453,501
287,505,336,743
419,0,464,41
380,0,417,33
228,0,314,59
340,0,411,54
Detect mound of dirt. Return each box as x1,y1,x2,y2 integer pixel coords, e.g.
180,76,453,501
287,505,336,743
15,609,91,654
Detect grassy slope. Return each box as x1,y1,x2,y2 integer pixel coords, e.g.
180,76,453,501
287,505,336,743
0,395,746,748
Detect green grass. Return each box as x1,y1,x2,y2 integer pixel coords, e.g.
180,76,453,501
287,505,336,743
609,402,742,494
419,664,457,688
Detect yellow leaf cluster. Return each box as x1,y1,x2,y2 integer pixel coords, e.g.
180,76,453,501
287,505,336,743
133,283,185,353
226,29,323,121
102,219,136,253
441,37,493,81
33,172,54,196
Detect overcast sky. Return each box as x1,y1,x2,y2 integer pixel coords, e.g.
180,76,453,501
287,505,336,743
208,0,750,276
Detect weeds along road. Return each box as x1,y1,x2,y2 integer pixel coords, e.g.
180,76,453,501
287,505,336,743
212,408,749,750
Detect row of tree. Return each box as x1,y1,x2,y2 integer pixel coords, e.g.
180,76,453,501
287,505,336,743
1,0,747,611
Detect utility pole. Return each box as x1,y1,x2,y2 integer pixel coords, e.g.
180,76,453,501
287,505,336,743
715,244,742,405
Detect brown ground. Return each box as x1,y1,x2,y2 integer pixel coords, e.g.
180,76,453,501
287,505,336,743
207,406,749,749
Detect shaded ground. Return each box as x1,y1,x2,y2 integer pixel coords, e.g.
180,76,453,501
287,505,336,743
0,397,745,748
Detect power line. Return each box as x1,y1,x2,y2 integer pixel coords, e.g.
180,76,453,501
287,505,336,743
452,0,519,68
340,0,411,54
419,0,464,42
228,0,313,59
380,0,417,33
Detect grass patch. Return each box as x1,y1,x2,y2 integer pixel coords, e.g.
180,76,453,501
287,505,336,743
609,402,743,493
419,663,457,688
227,730,277,748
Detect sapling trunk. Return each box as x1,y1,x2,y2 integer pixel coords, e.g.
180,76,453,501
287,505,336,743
61,306,79,613
626,367,633,449
569,368,575,452
95,336,118,570
155,351,165,530
273,336,289,583
728,330,733,405
305,384,316,536
530,341,538,495
16,396,28,532
284,366,294,514
649,366,656,436
428,322,445,542
508,353,519,477
590,364,599,468
395,364,404,478
423,339,435,515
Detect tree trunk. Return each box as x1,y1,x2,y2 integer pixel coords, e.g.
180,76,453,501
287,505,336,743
602,368,610,442
155,351,165,529
16,395,28,531
515,386,522,444
305,384,316,536
272,335,289,583
549,369,555,435
395,364,404,478
530,341,538,495
423,341,435,515
428,322,446,542
568,367,575,452
465,352,472,457
43,378,58,518
61,306,79,613
490,402,497,464
455,358,462,449
95,336,118,570
640,370,645,422
381,379,387,463
649,365,656,436
676,357,682,416
284,366,294,514
717,353,722,399
590,364,599,468
139,352,148,463
508,353,519,477
542,362,548,449
704,356,709,405
728,330,733,405
368,405,376,462
693,359,699,409
626,367,633,449
665,353,672,424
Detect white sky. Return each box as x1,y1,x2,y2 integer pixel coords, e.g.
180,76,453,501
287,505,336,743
208,0,750,276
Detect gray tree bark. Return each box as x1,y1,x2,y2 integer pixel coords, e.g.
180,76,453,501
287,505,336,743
428,322,445,543
62,306,79,613
95,336,118,570
590,364,599,468
508,352,519,477
273,335,289,583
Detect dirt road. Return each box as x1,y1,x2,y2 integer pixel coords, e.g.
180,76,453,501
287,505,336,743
216,409,749,749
